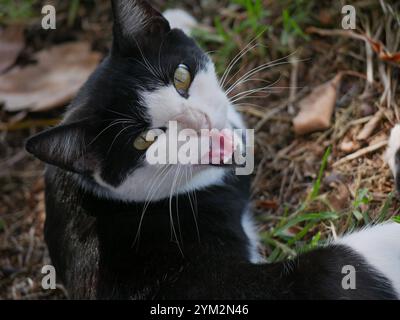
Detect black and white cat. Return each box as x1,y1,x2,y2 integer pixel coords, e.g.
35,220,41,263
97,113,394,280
26,0,400,299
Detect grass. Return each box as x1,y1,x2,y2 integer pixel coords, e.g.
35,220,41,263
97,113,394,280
0,0,37,23
194,0,400,263
67,0,80,27
260,147,338,262
0,0,399,299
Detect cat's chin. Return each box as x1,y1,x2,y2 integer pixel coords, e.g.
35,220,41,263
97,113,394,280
176,164,228,193
82,164,228,203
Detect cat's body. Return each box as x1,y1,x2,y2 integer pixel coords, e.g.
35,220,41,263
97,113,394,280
27,1,400,300
44,166,398,299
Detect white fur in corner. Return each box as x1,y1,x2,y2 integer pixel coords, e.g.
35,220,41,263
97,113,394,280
337,223,400,298
163,9,198,35
241,209,264,264
385,124,400,179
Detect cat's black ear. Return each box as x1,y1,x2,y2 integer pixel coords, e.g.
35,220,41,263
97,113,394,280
111,0,171,55
26,121,99,174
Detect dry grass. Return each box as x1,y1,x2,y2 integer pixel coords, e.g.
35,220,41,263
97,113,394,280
0,0,399,299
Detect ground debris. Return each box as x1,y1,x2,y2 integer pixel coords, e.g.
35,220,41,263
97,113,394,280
293,74,342,135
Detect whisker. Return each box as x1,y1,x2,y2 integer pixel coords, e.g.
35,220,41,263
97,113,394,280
220,29,267,87
223,43,270,89
220,44,259,88
169,166,184,256
101,108,138,121
230,94,272,104
225,58,296,95
88,119,136,146
131,36,164,81
225,52,302,94
106,124,141,156
186,167,200,242
133,165,171,247
228,75,283,101
175,167,184,246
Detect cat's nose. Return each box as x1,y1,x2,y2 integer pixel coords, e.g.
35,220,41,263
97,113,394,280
173,108,211,131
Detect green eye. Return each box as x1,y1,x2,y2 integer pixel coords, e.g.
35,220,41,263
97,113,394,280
133,131,155,151
174,64,191,95
133,129,163,151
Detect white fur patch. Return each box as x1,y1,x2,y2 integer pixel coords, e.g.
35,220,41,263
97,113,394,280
337,223,400,298
241,209,264,263
92,58,245,203
93,165,226,203
385,124,400,179
163,9,198,35
145,61,231,131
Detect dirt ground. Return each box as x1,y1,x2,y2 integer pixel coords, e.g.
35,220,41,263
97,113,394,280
0,0,399,299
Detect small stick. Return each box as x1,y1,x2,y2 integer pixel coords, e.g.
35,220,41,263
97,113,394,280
356,110,383,140
306,27,367,41
0,119,60,131
333,140,388,167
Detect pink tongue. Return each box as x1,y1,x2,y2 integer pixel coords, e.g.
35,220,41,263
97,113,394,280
208,129,235,164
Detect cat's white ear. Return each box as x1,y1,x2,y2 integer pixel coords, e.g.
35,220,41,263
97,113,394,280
111,0,170,54
26,121,99,174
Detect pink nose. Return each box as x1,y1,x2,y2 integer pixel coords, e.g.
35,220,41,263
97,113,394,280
173,108,210,131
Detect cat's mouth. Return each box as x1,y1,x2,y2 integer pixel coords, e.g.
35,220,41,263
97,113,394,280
145,127,244,167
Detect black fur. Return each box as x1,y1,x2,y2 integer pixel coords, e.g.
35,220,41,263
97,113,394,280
44,166,396,299
26,0,208,187
26,0,398,300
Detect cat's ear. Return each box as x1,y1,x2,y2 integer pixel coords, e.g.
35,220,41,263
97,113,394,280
111,0,171,54
26,121,99,174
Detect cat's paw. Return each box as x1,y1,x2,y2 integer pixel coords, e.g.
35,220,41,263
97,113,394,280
385,124,400,191
163,9,198,35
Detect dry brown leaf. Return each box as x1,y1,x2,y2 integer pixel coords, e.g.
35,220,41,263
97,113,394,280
327,183,350,211
293,74,342,135
255,199,279,210
0,24,25,74
0,42,101,112
364,35,400,64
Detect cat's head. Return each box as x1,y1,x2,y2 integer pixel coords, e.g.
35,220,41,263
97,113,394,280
26,0,244,202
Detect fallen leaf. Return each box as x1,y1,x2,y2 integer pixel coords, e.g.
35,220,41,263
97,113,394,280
364,35,400,64
324,171,345,185
0,24,25,73
317,9,333,25
0,42,101,112
293,74,342,135
327,183,350,211
256,199,279,210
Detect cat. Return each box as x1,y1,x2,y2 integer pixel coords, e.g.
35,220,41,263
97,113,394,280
26,0,400,299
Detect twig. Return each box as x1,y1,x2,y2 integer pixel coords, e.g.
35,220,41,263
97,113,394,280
307,27,366,41
356,110,383,140
0,119,60,131
255,102,287,131
333,140,388,167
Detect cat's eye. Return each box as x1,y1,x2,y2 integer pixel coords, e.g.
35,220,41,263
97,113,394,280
133,131,155,151
174,64,191,96
133,129,163,151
